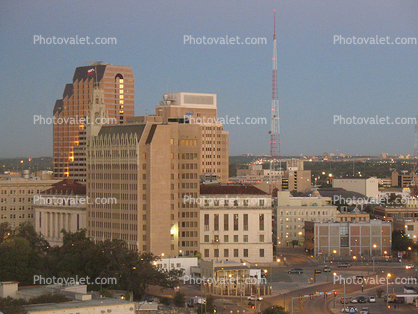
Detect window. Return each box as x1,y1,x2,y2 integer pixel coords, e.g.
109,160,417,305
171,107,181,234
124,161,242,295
243,214,248,231
204,235,209,242
259,249,264,257
224,249,229,257
224,214,229,230
259,234,264,242
204,214,209,231
224,235,229,242
214,214,219,231
214,249,219,258
234,199,238,206
243,249,248,257
259,214,264,231
259,199,265,206
243,199,249,206
234,235,238,242
243,235,248,242
234,249,239,257
224,200,229,206
234,214,239,231
204,249,209,257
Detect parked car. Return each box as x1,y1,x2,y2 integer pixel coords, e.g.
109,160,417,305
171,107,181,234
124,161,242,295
357,296,367,303
341,306,358,313
405,263,415,269
351,296,358,303
247,295,263,301
360,307,370,314
323,265,331,272
338,263,351,268
288,268,303,274
314,269,322,274
368,296,376,303
340,297,351,304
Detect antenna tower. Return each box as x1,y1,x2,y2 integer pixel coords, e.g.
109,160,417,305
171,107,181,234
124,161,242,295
269,10,281,194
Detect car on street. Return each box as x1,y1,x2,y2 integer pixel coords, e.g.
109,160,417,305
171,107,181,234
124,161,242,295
323,265,331,272
350,296,358,303
288,268,303,274
359,307,370,314
314,269,322,274
340,297,351,304
368,296,376,303
357,296,367,303
338,263,351,268
341,306,358,313
247,295,263,301
406,263,415,269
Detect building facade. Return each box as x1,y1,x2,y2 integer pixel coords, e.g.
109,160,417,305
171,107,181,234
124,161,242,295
199,185,273,263
86,116,201,256
53,63,134,179
305,219,392,257
34,179,87,246
155,92,229,183
276,191,338,248
332,177,379,199
0,177,59,229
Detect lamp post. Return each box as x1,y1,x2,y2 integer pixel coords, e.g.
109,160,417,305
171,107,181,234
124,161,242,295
333,272,337,309
386,273,391,313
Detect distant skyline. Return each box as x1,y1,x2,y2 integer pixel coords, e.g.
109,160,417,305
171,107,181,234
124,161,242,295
1,0,417,158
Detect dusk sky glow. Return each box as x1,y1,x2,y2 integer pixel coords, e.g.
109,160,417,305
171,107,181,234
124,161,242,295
1,0,417,158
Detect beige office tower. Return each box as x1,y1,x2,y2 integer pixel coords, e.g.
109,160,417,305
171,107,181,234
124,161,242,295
86,117,201,256
53,63,134,180
155,92,229,183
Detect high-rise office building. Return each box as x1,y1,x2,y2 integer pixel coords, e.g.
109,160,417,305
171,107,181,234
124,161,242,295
86,116,201,256
156,92,229,183
53,63,134,180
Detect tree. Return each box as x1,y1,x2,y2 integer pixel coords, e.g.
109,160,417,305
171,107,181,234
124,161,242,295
14,222,49,253
0,222,12,244
0,297,28,314
173,291,185,307
262,305,289,314
0,237,36,284
392,230,414,253
197,295,215,313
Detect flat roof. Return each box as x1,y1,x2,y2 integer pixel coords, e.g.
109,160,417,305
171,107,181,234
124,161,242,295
24,298,135,311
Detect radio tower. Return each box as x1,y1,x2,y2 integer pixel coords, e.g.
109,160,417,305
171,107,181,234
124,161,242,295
269,10,281,194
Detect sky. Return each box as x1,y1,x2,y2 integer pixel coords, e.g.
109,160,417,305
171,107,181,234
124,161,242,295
0,0,417,158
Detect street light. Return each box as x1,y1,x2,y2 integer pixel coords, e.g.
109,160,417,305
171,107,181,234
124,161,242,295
386,273,391,313
333,272,337,309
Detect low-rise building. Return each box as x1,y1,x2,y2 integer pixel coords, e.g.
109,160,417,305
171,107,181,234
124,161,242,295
153,257,198,278
199,260,270,296
305,219,391,258
34,179,87,246
276,191,338,248
199,185,273,263
332,177,379,199
0,175,59,229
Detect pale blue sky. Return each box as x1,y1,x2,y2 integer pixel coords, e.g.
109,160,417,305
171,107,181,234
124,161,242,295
0,0,417,157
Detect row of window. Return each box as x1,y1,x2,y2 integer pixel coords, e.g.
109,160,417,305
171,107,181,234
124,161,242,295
0,190,41,195
0,206,32,211
204,234,265,243
203,199,266,207
0,214,33,219
204,248,265,258
204,213,264,231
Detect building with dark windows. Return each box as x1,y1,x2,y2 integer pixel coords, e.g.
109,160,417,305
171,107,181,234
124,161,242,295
199,185,273,263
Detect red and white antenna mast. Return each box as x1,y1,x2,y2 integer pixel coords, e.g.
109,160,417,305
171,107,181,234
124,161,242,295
269,10,281,194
